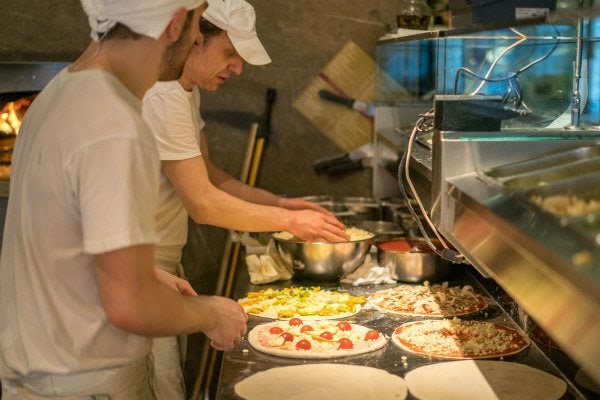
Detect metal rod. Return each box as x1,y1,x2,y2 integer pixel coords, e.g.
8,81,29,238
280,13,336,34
568,13,585,129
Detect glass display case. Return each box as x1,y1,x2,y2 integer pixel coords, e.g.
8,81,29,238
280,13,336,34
375,5,600,395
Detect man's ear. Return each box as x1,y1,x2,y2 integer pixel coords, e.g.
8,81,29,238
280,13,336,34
164,7,188,43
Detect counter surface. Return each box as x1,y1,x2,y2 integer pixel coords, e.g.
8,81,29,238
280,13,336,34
215,265,584,399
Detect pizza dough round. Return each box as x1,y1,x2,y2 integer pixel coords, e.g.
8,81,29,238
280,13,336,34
405,360,567,400
235,363,408,400
248,320,387,359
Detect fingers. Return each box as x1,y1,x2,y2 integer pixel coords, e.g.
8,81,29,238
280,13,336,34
323,213,347,230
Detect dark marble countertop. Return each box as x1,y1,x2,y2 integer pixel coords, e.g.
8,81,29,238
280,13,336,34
215,266,584,399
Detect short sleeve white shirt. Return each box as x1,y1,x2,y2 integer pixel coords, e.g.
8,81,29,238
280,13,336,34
142,81,205,268
0,69,159,378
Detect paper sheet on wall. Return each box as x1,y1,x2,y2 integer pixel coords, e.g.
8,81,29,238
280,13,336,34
293,40,405,152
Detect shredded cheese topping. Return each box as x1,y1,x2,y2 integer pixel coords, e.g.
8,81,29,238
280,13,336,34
273,227,374,242
393,318,529,358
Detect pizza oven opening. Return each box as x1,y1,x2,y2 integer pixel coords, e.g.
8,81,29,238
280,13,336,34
0,92,37,179
0,63,69,182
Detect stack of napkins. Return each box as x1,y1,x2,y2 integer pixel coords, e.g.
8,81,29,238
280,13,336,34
340,255,396,286
245,239,293,284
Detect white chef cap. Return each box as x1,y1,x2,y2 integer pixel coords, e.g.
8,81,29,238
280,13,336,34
80,0,207,41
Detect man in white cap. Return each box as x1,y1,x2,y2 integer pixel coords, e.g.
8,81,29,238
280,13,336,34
0,1,248,399
142,0,348,397
144,0,348,273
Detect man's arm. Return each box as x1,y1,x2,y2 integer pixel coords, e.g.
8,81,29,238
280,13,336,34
162,155,348,242
199,131,333,214
95,244,247,350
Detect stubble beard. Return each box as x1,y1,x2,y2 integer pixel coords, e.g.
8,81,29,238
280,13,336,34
158,12,195,81
159,35,193,81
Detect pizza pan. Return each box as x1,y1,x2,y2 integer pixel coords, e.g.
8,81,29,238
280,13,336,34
377,238,455,283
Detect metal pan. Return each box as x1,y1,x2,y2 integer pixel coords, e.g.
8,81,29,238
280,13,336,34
377,238,456,283
484,146,600,179
500,158,600,190
522,173,600,236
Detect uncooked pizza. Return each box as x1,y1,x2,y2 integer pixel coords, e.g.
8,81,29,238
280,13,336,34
247,318,386,358
238,287,365,319
392,318,529,359
369,281,488,317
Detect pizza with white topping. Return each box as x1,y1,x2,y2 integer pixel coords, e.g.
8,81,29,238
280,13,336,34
392,318,529,359
247,318,387,359
238,287,365,319
368,281,488,317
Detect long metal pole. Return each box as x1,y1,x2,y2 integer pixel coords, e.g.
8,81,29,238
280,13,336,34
568,3,585,129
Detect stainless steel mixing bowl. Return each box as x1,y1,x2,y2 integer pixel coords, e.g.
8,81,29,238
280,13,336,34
273,235,374,282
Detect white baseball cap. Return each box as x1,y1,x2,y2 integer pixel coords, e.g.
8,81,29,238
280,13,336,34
203,0,271,65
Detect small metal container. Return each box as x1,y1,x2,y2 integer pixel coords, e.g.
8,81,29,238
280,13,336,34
357,220,405,241
273,235,374,282
337,196,381,224
377,238,454,282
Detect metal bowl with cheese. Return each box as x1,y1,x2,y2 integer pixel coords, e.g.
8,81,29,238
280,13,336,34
272,227,375,282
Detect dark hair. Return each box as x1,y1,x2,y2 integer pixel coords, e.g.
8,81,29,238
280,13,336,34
199,17,225,43
103,10,194,41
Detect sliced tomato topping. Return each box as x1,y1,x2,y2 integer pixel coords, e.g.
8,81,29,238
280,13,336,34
338,338,353,349
281,332,294,343
295,339,312,350
319,331,334,340
269,326,284,335
300,325,314,333
289,317,303,326
364,330,380,341
336,321,352,331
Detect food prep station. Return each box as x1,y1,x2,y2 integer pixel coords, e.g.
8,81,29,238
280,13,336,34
201,8,600,400
214,268,587,399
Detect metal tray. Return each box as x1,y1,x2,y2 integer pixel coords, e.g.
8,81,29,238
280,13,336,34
485,146,600,179
523,174,600,237
501,158,600,190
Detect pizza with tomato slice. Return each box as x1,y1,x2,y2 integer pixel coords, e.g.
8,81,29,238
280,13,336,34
238,287,365,319
247,318,387,359
392,318,529,359
368,281,488,317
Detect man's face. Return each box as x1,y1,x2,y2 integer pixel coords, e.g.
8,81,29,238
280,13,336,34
186,32,243,91
159,5,206,81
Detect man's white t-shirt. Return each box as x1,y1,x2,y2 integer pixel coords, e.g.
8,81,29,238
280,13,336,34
0,69,159,378
142,81,205,270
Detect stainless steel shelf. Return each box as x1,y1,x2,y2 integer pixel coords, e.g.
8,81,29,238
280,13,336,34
431,136,600,386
